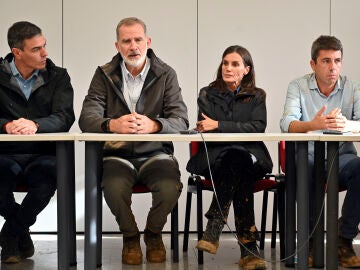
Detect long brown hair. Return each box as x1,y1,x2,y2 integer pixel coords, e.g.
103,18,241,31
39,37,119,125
209,45,256,92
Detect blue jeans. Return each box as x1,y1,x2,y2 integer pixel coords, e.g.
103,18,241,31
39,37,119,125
0,154,57,236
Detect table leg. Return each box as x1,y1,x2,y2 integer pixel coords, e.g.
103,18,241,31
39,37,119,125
285,141,296,267
84,141,103,270
313,141,325,267
56,141,75,269
297,141,309,270
326,142,339,270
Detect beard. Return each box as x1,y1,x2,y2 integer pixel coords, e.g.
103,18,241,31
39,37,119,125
121,47,147,68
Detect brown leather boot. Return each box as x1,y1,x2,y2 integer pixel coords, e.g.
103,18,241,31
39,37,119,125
144,229,166,263
122,234,142,265
338,236,360,268
239,241,267,270
196,218,224,254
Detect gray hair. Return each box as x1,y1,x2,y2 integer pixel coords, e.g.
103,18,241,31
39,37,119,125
116,17,147,40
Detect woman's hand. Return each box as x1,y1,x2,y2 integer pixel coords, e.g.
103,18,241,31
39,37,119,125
196,113,218,132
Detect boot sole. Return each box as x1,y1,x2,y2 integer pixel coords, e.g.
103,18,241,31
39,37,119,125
146,251,166,263
239,261,267,270
196,240,219,254
1,255,21,264
122,255,143,265
339,262,360,268
239,256,267,270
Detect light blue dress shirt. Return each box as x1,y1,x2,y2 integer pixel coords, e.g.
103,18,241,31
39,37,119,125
280,73,360,132
9,59,39,100
280,73,360,158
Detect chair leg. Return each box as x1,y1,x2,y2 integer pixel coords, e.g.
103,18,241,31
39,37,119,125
259,190,268,250
171,203,179,263
183,191,193,252
271,192,278,249
197,184,204,265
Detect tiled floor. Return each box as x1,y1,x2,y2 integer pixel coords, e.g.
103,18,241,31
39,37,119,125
0,233,359,269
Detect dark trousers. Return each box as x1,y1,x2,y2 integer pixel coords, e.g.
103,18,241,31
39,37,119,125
204,148,260,244
337,154,360,239
0,154,57,236
308,153,360,240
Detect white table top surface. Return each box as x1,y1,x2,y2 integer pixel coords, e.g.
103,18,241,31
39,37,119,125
0,132,359,142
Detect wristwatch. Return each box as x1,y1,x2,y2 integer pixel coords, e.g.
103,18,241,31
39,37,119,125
101,119,111,132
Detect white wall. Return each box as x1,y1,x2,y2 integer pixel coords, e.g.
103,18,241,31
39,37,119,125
0,0,359,232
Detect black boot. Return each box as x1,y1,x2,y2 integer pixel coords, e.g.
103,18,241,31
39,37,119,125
19,231,34,259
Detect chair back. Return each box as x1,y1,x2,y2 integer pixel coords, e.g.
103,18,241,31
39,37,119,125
190,141,200,156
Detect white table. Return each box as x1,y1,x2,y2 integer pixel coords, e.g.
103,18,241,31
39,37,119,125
0,133,77,270
3,132,355,270
78,132,323,270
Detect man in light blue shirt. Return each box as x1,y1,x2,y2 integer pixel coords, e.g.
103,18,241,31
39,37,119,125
280,35,360,268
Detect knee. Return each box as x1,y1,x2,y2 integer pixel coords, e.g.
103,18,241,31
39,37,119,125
30,182,56,202
157,180,183,203
341,158,360,189
26,156,56,177
0,158,22,180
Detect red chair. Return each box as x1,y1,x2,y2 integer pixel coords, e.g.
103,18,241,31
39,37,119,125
95,184,179,266
182,141,285,264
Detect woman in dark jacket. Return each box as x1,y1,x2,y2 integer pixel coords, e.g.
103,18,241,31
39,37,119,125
186,45,272,270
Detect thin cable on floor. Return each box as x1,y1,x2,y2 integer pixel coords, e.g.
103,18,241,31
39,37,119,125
199,132,342,264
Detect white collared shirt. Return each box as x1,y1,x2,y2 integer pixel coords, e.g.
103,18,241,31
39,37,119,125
120,57,150,112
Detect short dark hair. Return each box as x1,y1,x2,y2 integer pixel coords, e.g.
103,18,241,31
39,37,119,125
311,35,343,63
7,21,42,50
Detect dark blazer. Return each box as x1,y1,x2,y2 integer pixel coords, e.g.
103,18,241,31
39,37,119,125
186,86,273,179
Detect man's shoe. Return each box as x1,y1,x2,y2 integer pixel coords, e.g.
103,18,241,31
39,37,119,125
144,229,166,263
122,234,142,265
196,218,224,254
239,241,267,270
19,231,34,259
338,236,360,268
0,233,21,264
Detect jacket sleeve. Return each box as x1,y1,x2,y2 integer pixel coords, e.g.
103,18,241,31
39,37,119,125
155,68,189,133
33,69,75,132
78,68,109,132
